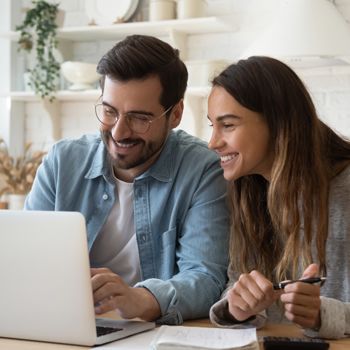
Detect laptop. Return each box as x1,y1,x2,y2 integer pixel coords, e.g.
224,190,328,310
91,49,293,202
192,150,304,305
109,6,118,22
0,210,155,346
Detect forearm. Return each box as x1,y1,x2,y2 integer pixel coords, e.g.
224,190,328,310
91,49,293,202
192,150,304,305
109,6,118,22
136,271,224,325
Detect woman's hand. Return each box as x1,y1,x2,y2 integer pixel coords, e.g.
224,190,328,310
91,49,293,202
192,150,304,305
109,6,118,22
227,270,281,322
280,264,321,329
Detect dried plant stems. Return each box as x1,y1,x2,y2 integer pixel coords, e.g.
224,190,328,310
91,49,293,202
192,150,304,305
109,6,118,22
0,139,46,196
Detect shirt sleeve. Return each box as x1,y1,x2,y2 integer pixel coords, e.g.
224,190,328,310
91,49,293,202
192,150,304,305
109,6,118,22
208,262,266,329
25,149,56,210
209,297,267,329
304,296,350,339
136,161,230,324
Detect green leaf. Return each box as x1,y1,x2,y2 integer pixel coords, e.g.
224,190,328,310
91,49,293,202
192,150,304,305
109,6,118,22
16,0,60,100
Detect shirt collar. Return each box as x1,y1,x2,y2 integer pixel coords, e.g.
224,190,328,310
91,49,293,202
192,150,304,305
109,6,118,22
137,131,177,182
85,138,111,179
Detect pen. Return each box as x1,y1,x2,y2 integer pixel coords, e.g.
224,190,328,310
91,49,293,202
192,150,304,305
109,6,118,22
273,277,327,290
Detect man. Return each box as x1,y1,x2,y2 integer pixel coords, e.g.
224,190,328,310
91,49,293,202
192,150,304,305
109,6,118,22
25,35,229,325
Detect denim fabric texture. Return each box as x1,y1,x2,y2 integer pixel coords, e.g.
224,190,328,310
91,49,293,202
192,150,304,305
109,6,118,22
25,130,230,324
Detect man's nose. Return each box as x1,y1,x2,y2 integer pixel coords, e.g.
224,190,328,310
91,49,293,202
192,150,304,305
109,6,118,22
110,115,133,140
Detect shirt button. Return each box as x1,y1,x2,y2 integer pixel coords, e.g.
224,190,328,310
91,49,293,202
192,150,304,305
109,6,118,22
141,234,147,242
102,194,109,200
135,188,142,198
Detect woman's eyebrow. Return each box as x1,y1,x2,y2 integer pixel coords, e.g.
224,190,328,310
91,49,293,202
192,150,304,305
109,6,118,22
208,114,241,122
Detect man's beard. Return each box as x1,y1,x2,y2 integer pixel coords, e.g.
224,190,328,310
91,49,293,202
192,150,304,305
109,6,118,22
100,130,166,170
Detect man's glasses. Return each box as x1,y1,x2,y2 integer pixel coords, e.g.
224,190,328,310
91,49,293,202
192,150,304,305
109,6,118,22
95,103,174,134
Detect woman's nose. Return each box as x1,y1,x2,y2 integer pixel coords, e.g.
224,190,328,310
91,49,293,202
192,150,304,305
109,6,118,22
208,129,223,150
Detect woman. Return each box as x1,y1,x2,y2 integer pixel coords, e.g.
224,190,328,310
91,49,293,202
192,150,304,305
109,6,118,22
208,56,350,339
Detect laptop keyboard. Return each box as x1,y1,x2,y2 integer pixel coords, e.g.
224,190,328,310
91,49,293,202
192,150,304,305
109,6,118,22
96,326,123,337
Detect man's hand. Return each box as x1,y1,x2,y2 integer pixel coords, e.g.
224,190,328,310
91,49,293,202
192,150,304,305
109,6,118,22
280,263,321,329
91,268,161,321
227,270,281,322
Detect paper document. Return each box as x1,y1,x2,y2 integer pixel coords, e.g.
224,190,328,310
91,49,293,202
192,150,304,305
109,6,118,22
149,326,259,350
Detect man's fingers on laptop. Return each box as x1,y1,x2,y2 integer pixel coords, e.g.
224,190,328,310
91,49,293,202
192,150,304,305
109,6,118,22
91,269,124,292
93,281,128,304
90,267,111,276
94,297,118,314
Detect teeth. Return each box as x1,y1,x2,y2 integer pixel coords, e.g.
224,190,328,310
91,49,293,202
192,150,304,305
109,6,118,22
116,142,137,148
221,154,237,163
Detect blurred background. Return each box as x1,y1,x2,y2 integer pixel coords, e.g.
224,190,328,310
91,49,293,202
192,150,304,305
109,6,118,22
1,0,350,205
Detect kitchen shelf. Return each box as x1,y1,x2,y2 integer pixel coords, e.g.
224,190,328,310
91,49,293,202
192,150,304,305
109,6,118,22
2,86,209,101
3,90,101,101
59,16,235,41
1,86,210,142
1,16,235,42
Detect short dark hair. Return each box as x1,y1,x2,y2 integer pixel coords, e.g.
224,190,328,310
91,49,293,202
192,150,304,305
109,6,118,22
97,35,188,111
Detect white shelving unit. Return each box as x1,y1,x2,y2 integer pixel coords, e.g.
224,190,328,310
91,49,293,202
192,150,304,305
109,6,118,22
59,16,234,42
2,16,234,41
1,16,234,60
4,90,102,102
3,86,210,101
0,15,235,148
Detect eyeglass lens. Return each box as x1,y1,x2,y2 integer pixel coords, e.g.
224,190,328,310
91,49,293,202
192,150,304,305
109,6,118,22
95,104,155,133
95,104,172,134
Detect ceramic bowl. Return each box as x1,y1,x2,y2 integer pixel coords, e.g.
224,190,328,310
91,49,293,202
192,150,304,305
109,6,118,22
61,61,100,91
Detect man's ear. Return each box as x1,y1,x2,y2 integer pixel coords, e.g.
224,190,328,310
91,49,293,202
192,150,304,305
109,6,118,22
170,99,184,129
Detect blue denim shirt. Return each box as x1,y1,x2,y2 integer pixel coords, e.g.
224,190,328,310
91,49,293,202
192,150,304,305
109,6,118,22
25,130,229,324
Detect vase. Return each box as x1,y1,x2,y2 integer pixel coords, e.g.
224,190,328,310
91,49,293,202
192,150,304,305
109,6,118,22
177,0,205,19
7,194,26,210
149,0,176,21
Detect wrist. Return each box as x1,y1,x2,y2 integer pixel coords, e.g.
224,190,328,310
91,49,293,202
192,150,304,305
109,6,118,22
135,287,161,321
227,304,256,323
311,312,321,331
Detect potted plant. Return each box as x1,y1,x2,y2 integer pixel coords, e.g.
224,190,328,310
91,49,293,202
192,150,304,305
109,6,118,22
0,139,46,209
16,0,61,100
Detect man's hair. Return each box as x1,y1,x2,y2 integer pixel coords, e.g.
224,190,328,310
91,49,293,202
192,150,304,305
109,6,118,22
97,35,188,111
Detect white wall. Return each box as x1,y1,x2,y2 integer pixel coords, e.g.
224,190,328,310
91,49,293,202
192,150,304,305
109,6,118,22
5,0,350,151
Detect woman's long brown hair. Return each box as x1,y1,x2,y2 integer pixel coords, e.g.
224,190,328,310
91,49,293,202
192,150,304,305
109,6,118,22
213,56,350,282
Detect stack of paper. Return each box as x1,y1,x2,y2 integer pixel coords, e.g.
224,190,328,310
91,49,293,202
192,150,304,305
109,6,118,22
149,326,259,350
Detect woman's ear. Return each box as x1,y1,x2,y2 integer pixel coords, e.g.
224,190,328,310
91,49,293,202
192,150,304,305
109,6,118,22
170,99,184,129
